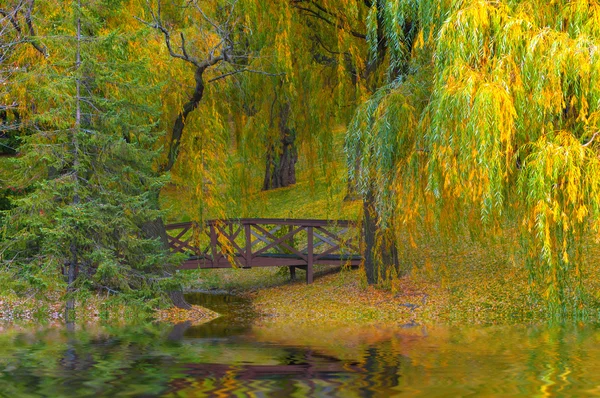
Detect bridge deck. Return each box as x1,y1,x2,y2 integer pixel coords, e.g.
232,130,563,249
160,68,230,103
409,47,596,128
166,219,362,283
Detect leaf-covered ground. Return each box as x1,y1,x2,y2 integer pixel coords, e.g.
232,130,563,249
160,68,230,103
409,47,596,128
188,230,600,327
246,270,419,325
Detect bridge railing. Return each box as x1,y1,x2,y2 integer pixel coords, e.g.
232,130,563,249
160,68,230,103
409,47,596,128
165,219,362,283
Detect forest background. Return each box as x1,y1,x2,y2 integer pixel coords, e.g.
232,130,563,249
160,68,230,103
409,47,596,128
3,0,600,323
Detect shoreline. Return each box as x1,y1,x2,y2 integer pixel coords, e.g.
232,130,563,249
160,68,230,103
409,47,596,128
3,250,600,329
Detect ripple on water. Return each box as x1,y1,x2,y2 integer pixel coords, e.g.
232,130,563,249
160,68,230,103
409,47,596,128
1,299,600,397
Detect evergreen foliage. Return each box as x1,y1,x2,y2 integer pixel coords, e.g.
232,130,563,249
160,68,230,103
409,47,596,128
1,0,171,305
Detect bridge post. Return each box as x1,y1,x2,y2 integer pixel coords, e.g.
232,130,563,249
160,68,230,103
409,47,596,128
210,223,218,268
306,226,313,284
245,223,252,267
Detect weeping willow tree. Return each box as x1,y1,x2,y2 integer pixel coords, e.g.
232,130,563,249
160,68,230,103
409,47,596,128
231,0,366,193
346,0,600,316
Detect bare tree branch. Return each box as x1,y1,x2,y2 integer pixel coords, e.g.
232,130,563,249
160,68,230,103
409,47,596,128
583,131,599,147
0,0,47,57
23,0,47,56
208,68,284,83
135,4,201,68
290,0,367,39
192,1,221,33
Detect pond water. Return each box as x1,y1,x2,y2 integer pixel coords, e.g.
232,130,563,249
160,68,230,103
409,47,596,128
1,293,600,397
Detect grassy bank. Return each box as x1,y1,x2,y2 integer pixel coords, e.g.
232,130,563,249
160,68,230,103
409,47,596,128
0,279,219,327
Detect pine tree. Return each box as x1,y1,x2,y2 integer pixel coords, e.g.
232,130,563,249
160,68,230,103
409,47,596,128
1,0,171,316
1,1,49,235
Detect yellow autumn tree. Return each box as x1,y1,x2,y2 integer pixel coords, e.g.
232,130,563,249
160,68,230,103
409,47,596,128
137,0,371,221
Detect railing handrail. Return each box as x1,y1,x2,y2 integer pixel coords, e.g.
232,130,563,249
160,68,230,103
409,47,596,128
165,218,362,283
166,218,358,229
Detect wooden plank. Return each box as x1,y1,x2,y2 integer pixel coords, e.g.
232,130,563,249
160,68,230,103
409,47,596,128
172,226,191,242
313,236,359,260
312,231,339,249
250,228,282,250
178,255,362,270
316,226,359,253
165,221,194,230
237,218,356,227
314,243,343,260
226,225,242,242
193,218,357,228
299,227,352,253
167,225,195,253
250,225,282,248
168,237,199,254
180,256,312,269
215,224,245,256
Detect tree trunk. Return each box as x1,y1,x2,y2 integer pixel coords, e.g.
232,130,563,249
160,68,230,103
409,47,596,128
153,64,216,309
162,66,209,173
65,0,82,325
263,102,298,190
344,179,360,201
363,191,378,285
65,241,77,324
167,291,192,310
362,189,399,284
381,228,400,277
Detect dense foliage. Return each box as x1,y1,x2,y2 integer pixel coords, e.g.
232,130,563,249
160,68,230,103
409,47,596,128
2,0,600,319
346,0,600,316
1,1,170,308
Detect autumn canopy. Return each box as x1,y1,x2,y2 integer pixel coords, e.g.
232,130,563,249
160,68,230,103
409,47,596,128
2,0,600,317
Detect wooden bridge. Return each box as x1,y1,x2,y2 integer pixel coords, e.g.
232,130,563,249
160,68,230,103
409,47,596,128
166,219,362,283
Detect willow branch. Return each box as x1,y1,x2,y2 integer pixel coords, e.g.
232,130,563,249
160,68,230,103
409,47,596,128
583,131,599,147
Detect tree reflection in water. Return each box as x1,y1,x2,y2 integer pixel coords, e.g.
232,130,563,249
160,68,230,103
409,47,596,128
0,296,599,397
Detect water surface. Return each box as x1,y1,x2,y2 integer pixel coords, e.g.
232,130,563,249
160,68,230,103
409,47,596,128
0,293,599,397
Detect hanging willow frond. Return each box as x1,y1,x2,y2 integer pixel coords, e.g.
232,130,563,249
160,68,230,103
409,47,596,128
346,0,600,316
